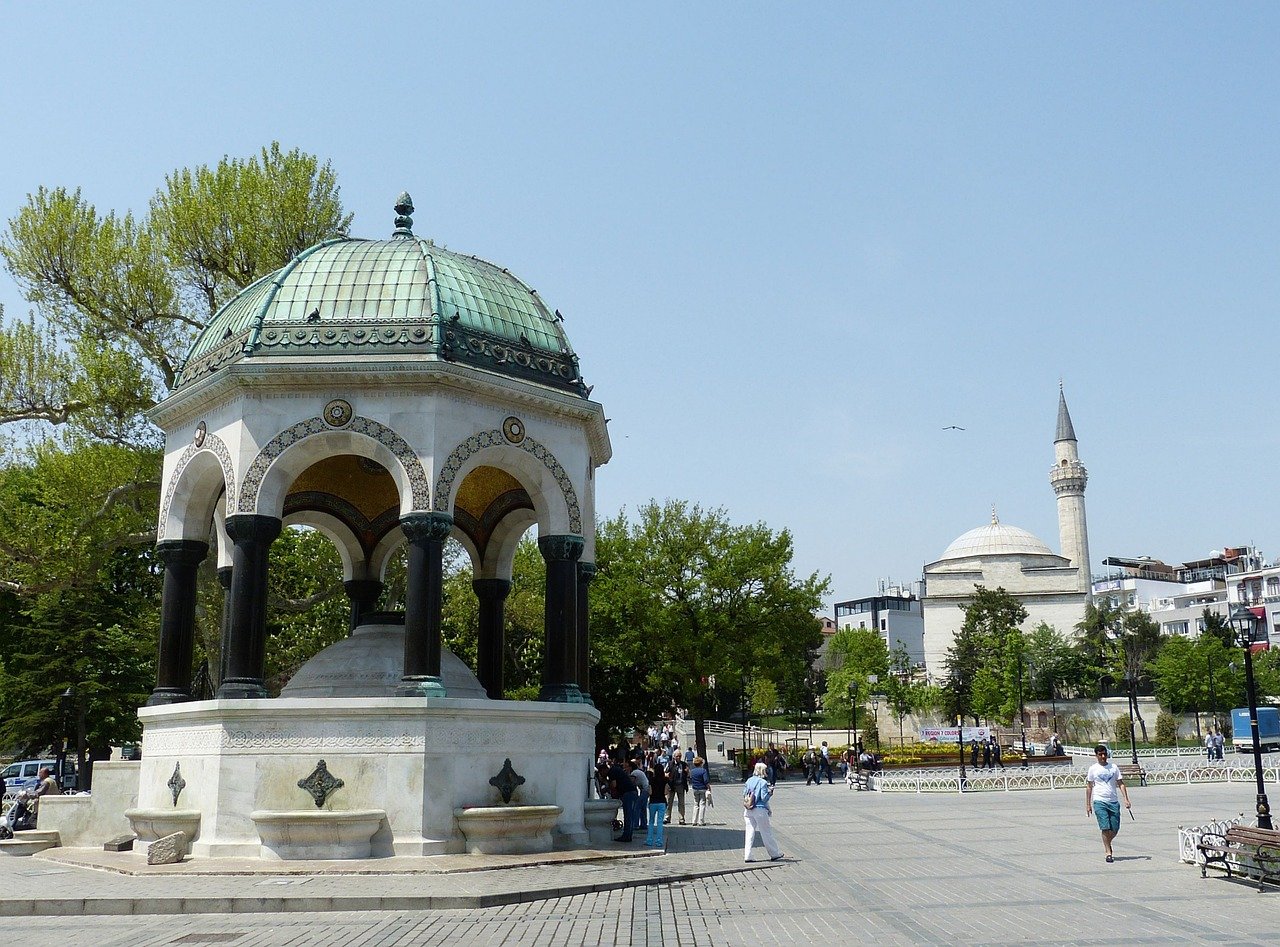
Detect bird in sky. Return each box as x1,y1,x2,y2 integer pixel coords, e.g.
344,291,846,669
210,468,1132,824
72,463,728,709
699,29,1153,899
943,425,965,431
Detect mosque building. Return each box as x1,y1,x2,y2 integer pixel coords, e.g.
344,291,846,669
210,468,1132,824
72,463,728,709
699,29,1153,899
919,388,1092,678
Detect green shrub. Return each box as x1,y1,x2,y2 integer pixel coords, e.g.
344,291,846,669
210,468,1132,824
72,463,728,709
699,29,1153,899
1154,711,1179,746
1112,715,1133,748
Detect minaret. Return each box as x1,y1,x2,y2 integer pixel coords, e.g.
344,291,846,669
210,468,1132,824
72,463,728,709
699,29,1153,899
1049,385,1092,600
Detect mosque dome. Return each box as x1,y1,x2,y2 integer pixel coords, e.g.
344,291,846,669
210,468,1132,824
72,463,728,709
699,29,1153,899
937,513,1056,562
174,193,585,397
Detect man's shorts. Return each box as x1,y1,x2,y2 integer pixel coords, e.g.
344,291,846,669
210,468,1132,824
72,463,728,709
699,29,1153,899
1093,800,1121,833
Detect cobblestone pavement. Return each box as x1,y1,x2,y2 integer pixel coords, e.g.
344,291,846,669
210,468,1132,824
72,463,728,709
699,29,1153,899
3,779,1278,944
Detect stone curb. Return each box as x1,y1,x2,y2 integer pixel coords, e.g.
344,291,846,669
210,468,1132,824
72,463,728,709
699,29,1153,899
0,862,780,916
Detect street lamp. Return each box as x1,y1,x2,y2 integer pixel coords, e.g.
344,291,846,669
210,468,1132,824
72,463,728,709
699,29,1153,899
1228,605,1273,830
1207,651,1219,735
849,680,861,784
60,686,87,791
1122,671,1139,767
957,714,967,791
871,694,881,751
1017,655,1028,768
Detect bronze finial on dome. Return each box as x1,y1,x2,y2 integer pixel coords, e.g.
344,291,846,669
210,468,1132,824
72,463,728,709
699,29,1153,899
991,505,999,525
393,192,414,238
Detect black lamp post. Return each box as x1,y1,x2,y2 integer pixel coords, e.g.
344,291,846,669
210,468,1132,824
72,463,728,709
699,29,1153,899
1122,671,1139,767
1017,655,1028,767
871,694,881,751
60,686,87,791
740,672,750,780
1207,651,1219,735
850,680,860,781
1229,605,1273,829
957,713,967,790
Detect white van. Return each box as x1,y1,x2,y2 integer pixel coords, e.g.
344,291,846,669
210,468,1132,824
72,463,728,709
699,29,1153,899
0,759,61,794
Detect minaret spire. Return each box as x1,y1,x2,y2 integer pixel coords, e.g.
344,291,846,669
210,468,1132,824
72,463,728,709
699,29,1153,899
1049,385,1091,600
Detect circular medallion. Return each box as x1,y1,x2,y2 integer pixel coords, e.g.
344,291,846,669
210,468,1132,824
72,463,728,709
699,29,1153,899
324,399,354,428
502,416,526,444
193,421,207,448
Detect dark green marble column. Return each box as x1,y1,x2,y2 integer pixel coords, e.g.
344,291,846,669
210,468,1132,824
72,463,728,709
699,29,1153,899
216,565,233,686
576,561,597,706
473,578,513,700
399,512,452,697
538,534,584,703
217,515,281,699
147,539,210,706
344,579,384,631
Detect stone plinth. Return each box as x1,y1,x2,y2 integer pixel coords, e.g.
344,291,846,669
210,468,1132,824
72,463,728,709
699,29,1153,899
454,805,562,855
251,809,386,860
583,798,619,846
135,697,598,858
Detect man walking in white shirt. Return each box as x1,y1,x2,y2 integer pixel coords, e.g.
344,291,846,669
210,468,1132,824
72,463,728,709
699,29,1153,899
1085,744,1132,863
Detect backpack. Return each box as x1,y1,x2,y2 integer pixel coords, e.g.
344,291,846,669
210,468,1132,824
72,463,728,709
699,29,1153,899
743,791,756,810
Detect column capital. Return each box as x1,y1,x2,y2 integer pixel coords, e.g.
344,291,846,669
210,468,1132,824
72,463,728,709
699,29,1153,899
472,577,514,601
578,561,597,583
538,534,584,563
155,539,210,568
400,511,453,544
343,579,384,600
216,566,233,590
224,514,282,545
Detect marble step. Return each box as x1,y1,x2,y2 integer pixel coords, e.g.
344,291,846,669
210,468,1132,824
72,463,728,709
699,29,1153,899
0,830,60,856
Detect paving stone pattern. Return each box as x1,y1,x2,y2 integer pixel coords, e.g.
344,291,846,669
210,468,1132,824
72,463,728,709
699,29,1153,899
3,780,1279,944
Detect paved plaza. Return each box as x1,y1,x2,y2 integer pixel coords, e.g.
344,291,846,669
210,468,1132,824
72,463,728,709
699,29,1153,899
2,779,1277,944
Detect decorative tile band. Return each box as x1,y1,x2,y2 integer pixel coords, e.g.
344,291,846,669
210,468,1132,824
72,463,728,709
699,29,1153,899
434,430,581,533
157,432,235,541
235,414,430,513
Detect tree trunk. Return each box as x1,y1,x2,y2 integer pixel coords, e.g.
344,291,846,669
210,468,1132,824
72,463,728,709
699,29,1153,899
694,713,707,762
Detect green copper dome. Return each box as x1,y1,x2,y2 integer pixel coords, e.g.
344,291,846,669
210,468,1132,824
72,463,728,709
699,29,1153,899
175,197,584,396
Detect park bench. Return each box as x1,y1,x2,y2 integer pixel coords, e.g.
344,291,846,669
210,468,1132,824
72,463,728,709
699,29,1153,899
1117,763,1146,787
1196,825,1280,891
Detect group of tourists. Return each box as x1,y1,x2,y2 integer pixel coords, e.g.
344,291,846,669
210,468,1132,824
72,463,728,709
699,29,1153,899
597,737,713,847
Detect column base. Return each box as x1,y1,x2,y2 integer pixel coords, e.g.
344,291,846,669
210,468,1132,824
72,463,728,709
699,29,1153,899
537,684,585,703
145,688,192,707
215,679,269,699
578,690,595,707
397,676,447,698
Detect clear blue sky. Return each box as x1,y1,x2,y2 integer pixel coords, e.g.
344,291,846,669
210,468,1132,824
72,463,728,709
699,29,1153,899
2,4,1278,610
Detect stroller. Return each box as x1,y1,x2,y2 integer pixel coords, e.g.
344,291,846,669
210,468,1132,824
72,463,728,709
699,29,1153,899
0,790,38,839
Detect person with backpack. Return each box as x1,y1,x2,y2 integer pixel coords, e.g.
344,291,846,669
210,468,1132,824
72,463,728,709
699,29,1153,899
802,746,819,785
665,755,689,825
742,762,784,862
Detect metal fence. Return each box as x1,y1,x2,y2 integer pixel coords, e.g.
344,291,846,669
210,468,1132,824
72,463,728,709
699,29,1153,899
873,762,1280,793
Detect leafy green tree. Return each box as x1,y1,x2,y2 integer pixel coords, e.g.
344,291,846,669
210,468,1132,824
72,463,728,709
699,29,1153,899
1025,622,1079,700
1200,608,1233,649
821,627,889,723
942,586,1027,724
1074,599,1120,697
0,144,351,439
589,501,828,755
0,145,353,734
881,644,919,746
1114,610,1163,741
